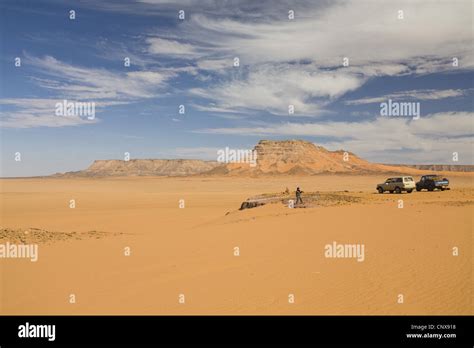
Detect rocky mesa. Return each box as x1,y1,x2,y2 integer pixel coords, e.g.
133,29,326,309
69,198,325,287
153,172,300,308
57,140,417,177
58,159,221,177
209,140,404,175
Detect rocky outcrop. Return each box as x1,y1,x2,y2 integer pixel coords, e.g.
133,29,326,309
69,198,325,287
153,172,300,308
239,201,266,210
237,191,363,211
223,140,397,175
57,159,222,177
57,140,461,178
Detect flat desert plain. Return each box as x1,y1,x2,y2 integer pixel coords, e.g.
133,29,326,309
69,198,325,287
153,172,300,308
0,174,472,314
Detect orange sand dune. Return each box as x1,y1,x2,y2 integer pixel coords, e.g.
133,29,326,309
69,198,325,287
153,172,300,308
0,174,472,314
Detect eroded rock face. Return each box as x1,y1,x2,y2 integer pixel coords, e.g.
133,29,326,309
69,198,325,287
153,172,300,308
226,139,389,175
254,140,328,164
61,159,223,177
55,140,414,177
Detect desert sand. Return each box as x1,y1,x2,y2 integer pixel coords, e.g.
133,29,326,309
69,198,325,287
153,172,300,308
0,173,472,315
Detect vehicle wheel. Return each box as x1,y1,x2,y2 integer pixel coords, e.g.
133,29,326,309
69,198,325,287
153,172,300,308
407,189,413,193
416,187,421,192
377,187,384,194
428,186,434,191
440,187,445,191
395,187,401,194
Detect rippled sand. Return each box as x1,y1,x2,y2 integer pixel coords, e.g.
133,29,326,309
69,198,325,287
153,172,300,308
0,174,472,314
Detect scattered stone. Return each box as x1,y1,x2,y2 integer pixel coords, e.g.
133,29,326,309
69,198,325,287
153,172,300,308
237,191,363,211
0,227,123,245
240,201,266,210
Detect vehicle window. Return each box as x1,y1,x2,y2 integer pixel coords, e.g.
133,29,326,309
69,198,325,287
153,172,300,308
396,178,402,183
403,177,413,182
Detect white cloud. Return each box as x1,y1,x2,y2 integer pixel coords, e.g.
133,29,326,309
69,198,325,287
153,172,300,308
1,55,177,128
181,0,472,67
346,89,469,105
139,0,473,115
4,0,474,129
0,98,99,128
146,37,199,58
191,63,365,115
196,58,231,71
27,55,174,100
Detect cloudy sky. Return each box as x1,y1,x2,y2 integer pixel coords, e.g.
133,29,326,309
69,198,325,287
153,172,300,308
0,0,473,176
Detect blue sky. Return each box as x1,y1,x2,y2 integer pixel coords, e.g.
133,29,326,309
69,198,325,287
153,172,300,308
0,0,473,176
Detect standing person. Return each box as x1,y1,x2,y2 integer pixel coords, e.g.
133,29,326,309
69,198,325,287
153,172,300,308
296,187,304,204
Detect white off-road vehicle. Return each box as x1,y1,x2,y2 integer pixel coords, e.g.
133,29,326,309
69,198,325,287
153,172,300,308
377,176,415,194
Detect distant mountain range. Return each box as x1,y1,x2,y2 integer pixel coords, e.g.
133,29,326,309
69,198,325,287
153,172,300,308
383,164,473,172
54,140,472,177
57,159,221,177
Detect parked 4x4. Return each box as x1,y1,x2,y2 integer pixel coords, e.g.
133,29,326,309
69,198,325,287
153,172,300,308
416,175,449,191
377,176,415,194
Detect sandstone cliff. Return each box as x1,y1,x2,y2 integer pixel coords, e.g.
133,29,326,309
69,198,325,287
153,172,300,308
215,140,401,175
58,159,221,177
56,140,455,177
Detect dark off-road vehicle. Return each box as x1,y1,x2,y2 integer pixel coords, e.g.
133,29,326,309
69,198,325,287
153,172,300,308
416,175,449,191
